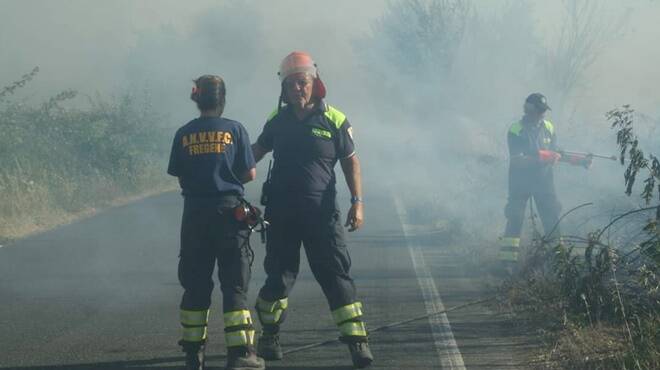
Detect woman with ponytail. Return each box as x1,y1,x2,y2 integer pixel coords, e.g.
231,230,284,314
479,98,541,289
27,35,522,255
167,75,264,370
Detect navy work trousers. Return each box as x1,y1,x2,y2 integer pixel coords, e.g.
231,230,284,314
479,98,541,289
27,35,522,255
178,196,252,313
504,190,562,239
258,196,356,312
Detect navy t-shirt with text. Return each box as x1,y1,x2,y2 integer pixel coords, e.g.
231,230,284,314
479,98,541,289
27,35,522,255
167,117,255,196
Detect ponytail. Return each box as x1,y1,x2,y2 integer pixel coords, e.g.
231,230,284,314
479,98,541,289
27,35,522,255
191,75,226,114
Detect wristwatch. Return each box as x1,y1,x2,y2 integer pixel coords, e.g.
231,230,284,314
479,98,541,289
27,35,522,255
350,196,363,204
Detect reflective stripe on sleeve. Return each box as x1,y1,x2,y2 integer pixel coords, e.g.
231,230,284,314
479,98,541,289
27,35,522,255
340,151,356,160
324,105,347,129
544,120,555,135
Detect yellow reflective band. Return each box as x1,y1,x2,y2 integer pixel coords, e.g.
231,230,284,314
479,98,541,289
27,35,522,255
509,121,523,136
180,309,210,326
332,302,363,324
338,321,367,337
498,237,520,248
223,310,252,327
258,311,283,325
510,121,554,136
324,105,347,129
498,250,519,262
256,297,288,312
267,108,279,121
225,329,256,347
182,326,207,342
544,120,555,135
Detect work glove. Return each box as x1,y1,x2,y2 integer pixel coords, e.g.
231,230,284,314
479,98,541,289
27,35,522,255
538,149,561,164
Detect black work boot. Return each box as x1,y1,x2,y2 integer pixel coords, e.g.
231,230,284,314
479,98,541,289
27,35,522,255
256,332,283,360
225,346,265,370
343,337,373,369
179,341,205,370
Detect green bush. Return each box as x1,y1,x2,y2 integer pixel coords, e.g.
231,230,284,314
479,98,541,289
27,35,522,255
0,68,172,240
502,106,660,369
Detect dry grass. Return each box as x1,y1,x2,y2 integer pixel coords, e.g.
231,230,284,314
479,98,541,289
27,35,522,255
501,237,659,370
0,70,174,244
538,324,629,369
0,184,175,244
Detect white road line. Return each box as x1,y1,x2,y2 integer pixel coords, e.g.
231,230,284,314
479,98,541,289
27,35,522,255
394,196,467,370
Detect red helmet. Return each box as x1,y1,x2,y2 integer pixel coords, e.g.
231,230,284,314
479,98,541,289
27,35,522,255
279,51,316,81
278,51,326,99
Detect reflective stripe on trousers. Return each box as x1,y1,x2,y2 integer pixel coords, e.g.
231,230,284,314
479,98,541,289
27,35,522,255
256,297,288,325
180,309,210,342
332,302,367,337
224,309,256,347
498,236,520,262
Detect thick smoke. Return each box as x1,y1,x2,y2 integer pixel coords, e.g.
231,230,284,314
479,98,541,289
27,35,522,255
2,0,659,241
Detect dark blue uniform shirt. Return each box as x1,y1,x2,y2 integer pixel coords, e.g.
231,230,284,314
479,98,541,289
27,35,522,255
168,117,255,197
257,104,355,200
507,119,557,195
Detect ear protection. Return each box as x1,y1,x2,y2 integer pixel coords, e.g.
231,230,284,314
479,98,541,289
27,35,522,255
312,71,326,99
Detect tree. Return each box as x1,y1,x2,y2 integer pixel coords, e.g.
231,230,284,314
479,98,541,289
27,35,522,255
356,0,470,99
609,105,660,264
542,0,628,112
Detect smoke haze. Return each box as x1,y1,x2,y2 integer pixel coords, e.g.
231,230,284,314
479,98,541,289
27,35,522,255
2,0,660,240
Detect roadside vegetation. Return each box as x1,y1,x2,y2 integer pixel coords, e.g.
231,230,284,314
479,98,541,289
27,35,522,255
362,3,657,366
503,106,659,369
357,0,629,245
0,68,173,243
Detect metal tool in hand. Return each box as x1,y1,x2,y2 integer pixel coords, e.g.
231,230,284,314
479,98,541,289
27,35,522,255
559,150,617,161
233,198,269,243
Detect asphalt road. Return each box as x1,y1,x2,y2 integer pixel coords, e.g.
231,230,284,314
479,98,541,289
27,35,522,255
0,192,538,370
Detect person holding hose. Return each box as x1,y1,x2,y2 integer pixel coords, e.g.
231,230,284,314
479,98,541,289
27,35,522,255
498,93,591,269
251,52,374,368
167,75,265,370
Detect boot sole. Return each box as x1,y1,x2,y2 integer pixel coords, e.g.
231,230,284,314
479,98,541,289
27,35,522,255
353,358,373,369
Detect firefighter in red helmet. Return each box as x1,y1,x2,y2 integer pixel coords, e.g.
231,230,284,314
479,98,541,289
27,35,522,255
251,52,374,368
